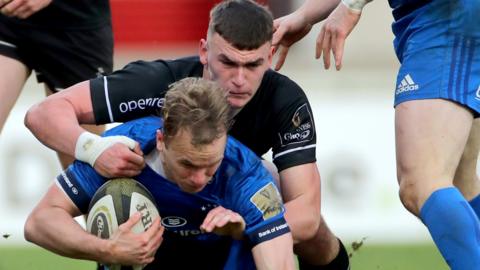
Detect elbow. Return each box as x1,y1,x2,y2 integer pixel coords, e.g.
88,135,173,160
24,103,42,135
24,212,37,243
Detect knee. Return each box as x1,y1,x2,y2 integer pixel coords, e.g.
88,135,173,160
293,216,321,243
293,217,339,262
398,174,424,216
297,215,329,243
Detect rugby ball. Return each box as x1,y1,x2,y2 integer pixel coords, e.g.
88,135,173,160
86,178,160,270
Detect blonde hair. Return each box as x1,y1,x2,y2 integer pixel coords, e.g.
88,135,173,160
162,77,230,146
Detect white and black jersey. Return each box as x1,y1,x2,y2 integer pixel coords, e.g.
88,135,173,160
90,56,316,172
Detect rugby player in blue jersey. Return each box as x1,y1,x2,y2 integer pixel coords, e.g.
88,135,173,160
24,77,295,270
273,0,480,269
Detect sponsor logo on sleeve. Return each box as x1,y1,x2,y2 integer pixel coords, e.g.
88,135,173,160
250,183,283,220
60,171,79,195
278,103,315,146
257,222,289,239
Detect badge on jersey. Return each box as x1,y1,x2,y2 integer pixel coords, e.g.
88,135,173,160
278,103,315,146
250,183,283,220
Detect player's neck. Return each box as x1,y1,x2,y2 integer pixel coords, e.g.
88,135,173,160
145,149,166,178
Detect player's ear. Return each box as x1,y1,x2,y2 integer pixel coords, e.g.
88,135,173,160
199,38,208,65
267,43,274,66
156,129,165,151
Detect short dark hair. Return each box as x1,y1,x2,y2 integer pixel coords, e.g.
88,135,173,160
208,0,273,50
162,77,230,146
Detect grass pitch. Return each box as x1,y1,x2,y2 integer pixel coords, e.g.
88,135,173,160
0,243,448,270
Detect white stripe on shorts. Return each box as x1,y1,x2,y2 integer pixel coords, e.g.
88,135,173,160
0,40,16,48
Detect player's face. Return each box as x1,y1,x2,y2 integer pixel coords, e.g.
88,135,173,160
199,33,274,110
157,129,226,193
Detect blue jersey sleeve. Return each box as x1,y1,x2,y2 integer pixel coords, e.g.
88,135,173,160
223,137,290,247
56,161,105,213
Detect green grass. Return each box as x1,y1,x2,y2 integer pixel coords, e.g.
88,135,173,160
0,246,95,270
0,243,448,270
348,243,448,270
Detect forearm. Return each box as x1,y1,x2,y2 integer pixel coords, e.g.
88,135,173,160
25,81,96,157
252,233,296,270
25,99,86,157
296,0,341,25
24,206,110,263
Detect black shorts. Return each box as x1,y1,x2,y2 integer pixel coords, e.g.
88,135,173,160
0,21,113,91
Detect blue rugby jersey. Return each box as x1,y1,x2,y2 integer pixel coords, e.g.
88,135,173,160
56,116,290,269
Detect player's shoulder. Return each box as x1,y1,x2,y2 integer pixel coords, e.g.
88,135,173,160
254,69,310,113
223,136,262,173
122,56,202,78
260,69,308,100
103,116,162,151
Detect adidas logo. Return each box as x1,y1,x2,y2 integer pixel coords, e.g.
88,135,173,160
396,74,419,95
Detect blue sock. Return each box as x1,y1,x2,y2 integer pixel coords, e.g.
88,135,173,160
420,187,480,270
469,193,480,219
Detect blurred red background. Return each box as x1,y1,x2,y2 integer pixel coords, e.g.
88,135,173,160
111,0,269,47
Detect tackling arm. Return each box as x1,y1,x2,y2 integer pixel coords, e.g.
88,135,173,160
24,184,163,265
25,81,96,157
25,81,145,177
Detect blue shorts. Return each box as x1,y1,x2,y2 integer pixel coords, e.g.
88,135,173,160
392,0,480,115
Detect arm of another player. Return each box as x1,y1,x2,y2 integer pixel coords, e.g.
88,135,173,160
25,81,145,178
272,0,340,70
317,0,366,70
0,0,51,19
272,0,371,71
24,183,164,265
280,162,321,243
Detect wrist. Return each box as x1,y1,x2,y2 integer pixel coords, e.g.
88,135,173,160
75,131,102,167
96,238,115,264
75,131,137,167
341,0,372,13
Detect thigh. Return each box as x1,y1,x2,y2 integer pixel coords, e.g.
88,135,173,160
454,118,480,199
0,54,30,133
395,99,473,197
26,25,114,91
